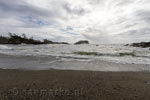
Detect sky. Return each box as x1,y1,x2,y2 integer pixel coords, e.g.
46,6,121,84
0,0,150,44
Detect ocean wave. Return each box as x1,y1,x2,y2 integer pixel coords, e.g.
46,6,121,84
73,51,150,58
0,45,12,50
0,44,150,64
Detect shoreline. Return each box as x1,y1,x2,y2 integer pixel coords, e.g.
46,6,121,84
0,69,150,100
0,53,150,71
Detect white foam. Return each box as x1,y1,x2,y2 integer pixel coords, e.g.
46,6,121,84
0,45,12,50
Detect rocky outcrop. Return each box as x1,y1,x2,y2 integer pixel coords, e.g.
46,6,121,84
53,42,69,44
74,40,89,45
128,42,150,48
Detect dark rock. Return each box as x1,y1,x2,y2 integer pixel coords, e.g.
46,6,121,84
124,44,129,46
131,42,150,48
53,42,69,44
43,39,69,44
74,40,89,45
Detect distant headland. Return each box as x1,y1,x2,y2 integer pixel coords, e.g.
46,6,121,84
0,33,69,45
0,33,90,45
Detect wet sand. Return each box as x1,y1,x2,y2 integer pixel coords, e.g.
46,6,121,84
0,69,150,100
0,53,150,71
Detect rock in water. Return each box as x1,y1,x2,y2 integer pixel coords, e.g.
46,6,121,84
131,42,150,48
74,40,89,45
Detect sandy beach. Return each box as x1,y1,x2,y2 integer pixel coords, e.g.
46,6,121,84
0,69,150,100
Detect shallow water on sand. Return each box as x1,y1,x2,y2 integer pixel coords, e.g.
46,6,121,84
0,54,149,71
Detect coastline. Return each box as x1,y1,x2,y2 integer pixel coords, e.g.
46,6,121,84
0,53,150,71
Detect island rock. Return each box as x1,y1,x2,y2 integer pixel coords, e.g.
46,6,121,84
126,42,150,48
74,40,89,45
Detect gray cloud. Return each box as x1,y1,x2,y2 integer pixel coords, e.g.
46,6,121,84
0,0,150,43
136,10,150,23
63,3,87,16
0,0,51,18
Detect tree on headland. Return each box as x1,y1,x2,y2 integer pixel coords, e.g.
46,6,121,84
43,39,53,44
0,33,44,44
0,33,69,45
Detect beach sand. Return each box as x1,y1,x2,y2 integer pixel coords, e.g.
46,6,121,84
0,69,150,100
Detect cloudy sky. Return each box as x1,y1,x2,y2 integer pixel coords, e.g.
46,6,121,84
0,0,150,43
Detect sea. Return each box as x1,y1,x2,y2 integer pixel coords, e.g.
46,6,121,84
0,44,150,65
